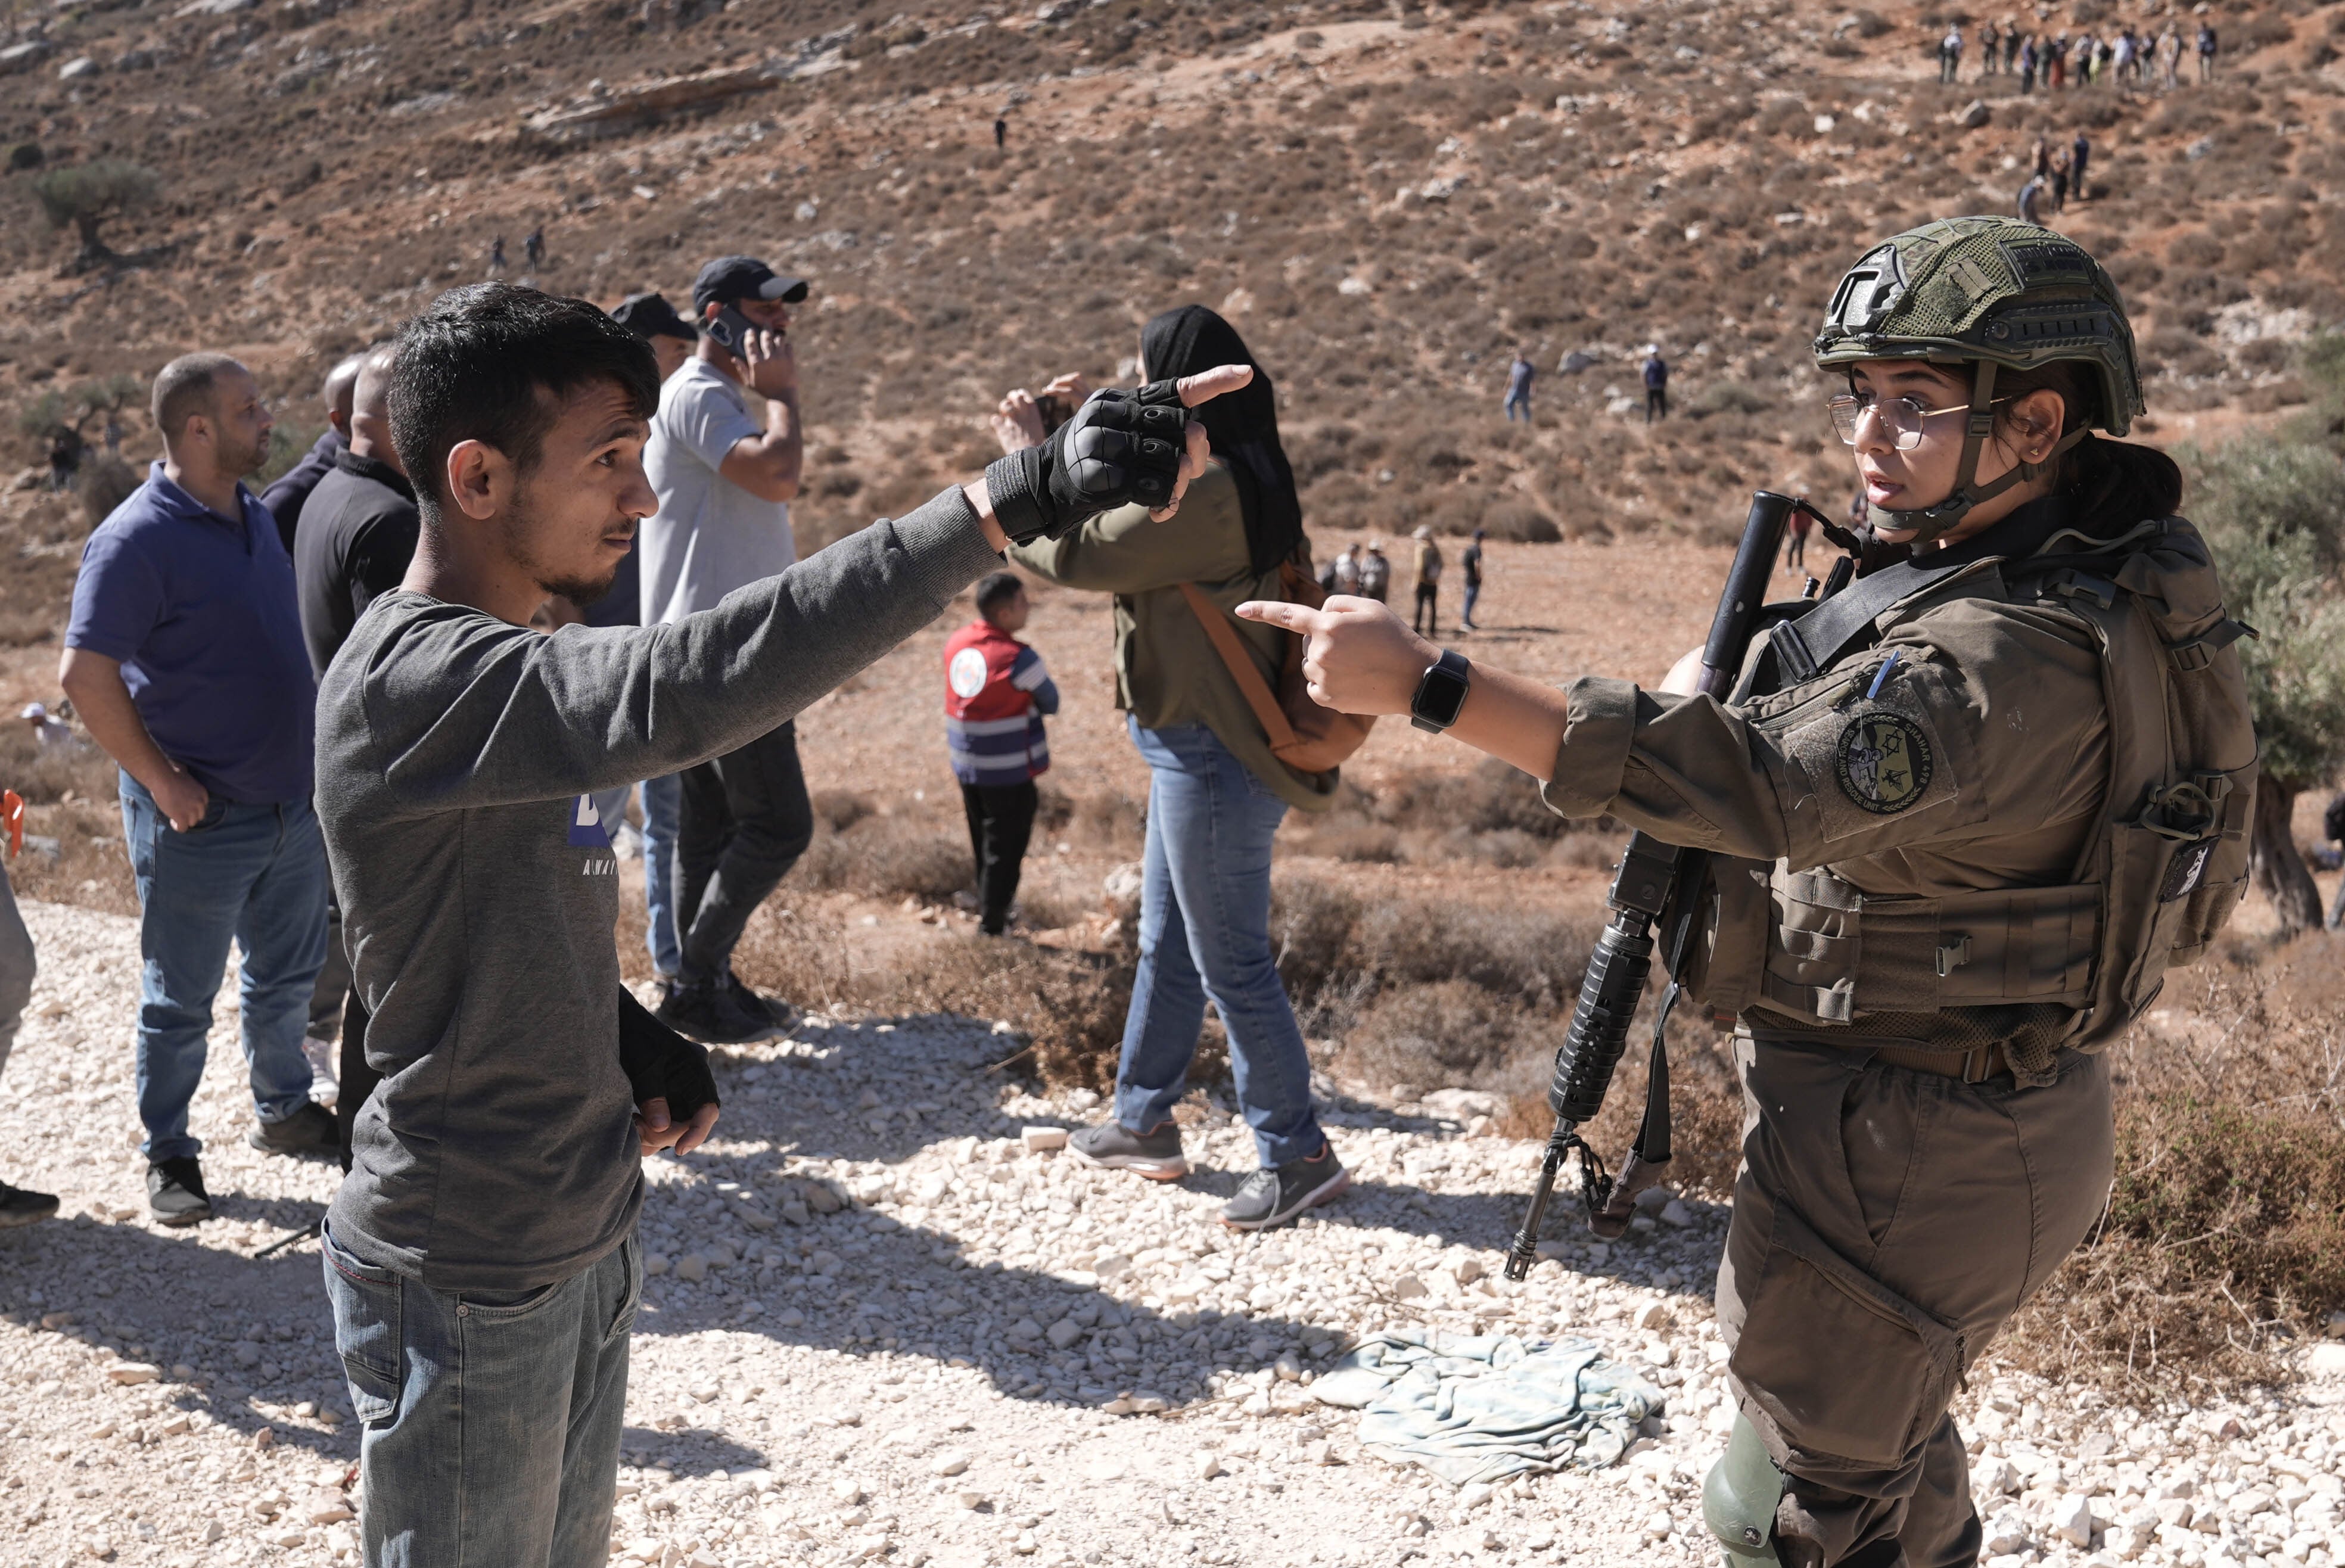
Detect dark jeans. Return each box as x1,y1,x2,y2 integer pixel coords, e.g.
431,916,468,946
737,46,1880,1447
1787,531,1808,569
1412,582,1438,636
960,781,1039,935
1461,580,1481,628
675,720,813,985
1645,387,1668,422
324,1222,639,1567
308,892,350,1043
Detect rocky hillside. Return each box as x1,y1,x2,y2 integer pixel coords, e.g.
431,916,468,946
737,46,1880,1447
1,0,2340,566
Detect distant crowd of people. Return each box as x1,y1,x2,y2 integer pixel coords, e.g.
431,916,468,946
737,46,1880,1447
1940,17,2218,90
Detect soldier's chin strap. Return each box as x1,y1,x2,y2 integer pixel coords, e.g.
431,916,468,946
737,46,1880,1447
1873,359,2089,545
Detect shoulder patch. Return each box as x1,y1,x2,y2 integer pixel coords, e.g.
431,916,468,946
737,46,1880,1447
1834,710,1935,814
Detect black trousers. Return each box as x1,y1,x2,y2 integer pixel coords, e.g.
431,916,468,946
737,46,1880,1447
1646,387,1668,422
676,721,814,985
960,781,1038,934
1412,581,1438,636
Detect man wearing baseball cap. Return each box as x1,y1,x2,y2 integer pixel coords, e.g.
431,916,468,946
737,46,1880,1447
610,291,699,385
637,257,814,1042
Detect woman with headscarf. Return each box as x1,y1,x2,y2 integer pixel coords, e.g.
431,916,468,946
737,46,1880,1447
993,304,1345,1233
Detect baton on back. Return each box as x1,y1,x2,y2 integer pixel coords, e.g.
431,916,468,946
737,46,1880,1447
1503,491,1821,1281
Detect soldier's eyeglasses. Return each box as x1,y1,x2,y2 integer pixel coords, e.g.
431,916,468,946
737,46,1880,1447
1825,393,2004,451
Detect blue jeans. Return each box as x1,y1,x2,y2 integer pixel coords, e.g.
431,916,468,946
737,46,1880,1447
1504,392,1531,422
1118,719,1321,1169
119,773,328,1162
1462,580,1482,627
324,1222,639,1568
639,774,681,978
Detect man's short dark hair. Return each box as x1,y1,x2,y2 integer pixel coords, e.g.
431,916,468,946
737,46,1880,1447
975,571,1025,617
388,284,660,518
150,351,244,443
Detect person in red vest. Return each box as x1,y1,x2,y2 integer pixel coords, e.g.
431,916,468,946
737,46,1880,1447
944,572,1060,935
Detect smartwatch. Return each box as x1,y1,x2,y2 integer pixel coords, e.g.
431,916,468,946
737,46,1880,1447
1410,649,1472,733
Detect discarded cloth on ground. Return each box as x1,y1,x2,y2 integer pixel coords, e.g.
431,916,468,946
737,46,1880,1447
1310,1328,1665,1485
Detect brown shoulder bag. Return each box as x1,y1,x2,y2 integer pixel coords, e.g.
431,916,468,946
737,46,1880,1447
1176,559,1374,774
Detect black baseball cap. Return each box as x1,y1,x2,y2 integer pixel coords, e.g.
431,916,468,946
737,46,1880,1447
691,256,809,312
610,291,698,341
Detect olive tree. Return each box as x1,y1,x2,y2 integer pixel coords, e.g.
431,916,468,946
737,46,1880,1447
30,159,161,270
2185,435,2345,935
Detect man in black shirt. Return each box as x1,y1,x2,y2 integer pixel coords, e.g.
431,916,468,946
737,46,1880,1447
296,348,418,679
293,345,418,1133
263,351,365,556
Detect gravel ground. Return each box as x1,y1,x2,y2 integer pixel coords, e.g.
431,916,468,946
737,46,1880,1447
4,897,2344,1568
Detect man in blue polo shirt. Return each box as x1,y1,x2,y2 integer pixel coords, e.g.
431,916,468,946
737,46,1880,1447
61,351,336,1227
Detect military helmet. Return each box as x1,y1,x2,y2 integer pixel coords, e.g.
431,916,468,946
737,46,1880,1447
1814,216,2142,433
1812,217,2145,539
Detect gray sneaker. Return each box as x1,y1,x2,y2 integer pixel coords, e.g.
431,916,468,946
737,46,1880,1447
1221,1144,1348,1231
1068,1119,1190,1182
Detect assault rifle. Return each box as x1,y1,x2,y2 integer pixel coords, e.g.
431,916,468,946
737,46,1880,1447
1503,490,1836,1281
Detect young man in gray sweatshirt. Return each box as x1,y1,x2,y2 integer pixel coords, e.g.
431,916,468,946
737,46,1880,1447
315,282,1242,1566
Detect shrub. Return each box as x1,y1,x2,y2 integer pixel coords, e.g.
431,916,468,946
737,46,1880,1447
74,455,138,527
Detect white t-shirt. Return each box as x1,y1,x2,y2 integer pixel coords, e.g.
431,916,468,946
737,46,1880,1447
639,357,796,625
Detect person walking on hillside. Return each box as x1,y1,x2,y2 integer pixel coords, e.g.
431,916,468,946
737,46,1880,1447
1460,527,1486,631
2196,21,2217,82
1410,526,1442,637
1504,349,1534,422
2157,26,2182,89
1243,214,2254,1568
61,353,337,1226
640,256,817,1044
489,235,507,275
2004,23,2022,74
2070,133,2091,203
1784,501,1812,571
1978,20,1999,76
1937,24,1963,83
2048,32,2067,89
2050,152,2070,214
2017,33,2038,92
993,116,1007,150
944,573,1060,937
1358,539,1391,603
1643,346,1670,423
1000,305,1348,1232
524,226,545,270
2017,175,2048,225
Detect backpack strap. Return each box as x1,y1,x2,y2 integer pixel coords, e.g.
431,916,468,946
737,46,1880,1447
1175,582,1298,751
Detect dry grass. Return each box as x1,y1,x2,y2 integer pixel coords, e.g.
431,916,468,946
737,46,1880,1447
2001,935,2345,1390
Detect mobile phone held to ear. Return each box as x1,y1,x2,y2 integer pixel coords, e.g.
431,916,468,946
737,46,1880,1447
705,305,775,358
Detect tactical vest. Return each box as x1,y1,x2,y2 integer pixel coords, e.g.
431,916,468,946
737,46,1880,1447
1690,518,2258,1050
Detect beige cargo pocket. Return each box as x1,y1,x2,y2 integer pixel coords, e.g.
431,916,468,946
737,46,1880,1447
1729,1203,1963,1471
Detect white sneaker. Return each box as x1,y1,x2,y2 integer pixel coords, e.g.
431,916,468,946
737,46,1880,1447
301,1035,339,1109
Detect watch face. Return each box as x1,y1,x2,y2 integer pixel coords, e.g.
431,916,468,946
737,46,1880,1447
1413,652,1471,731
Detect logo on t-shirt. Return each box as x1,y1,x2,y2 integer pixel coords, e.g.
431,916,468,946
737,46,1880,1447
948,646,990,701
568,793,613,849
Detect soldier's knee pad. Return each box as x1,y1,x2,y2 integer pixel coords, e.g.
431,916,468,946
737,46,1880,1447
1703,1411,1788,1566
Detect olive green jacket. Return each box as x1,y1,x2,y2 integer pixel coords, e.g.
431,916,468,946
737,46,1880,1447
1010,462,1339,813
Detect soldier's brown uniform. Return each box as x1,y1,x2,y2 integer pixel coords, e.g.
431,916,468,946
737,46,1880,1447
1535,493,2256,1566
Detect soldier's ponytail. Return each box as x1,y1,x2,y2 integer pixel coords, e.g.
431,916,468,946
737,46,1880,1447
1992,359,2183,537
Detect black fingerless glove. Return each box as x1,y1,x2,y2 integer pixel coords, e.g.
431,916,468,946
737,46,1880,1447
985,379,1190,545
618,989,720,1124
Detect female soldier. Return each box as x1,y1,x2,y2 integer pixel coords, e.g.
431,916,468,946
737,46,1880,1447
1239,217,2257,1567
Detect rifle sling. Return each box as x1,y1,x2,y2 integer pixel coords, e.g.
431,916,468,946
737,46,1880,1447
1767,549,1983,685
